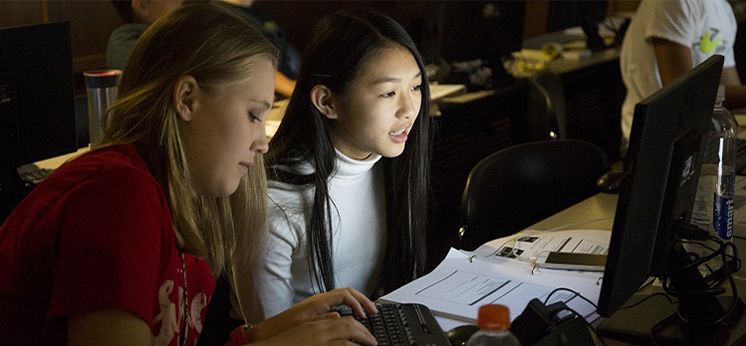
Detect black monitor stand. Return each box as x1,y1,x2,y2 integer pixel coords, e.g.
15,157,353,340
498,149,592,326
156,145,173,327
599,228,746,346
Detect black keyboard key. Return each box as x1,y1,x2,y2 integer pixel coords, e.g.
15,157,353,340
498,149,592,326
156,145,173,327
331,303,449,345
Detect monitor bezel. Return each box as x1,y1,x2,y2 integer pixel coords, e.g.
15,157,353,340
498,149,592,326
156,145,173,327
0,21,77,168
597,55,724,317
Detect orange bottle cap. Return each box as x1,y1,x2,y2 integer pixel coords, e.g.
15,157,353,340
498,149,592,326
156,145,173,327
477,304,511,330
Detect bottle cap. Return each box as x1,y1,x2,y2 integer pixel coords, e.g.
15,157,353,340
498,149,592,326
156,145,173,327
716,84,726,104
477,304,511,330
83,69,122,89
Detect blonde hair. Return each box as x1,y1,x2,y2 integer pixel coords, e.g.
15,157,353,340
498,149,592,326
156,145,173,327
101,3,278,276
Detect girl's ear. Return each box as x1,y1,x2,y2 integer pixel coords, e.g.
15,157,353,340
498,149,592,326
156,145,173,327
310,85,339,120
173,76,200,122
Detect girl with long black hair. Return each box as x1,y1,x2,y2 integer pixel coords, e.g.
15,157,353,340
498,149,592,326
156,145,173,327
228,8,432,324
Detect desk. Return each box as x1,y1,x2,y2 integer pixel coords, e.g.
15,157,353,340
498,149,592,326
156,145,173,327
443,192,746,346
431,192,618,332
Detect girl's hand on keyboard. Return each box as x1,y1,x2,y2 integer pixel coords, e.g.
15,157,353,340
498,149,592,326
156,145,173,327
251,315,377,346
299,287,379,319
248,288,378,342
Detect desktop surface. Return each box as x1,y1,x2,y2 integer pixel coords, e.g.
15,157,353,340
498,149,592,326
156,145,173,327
432,192,746,345
534,193,746,346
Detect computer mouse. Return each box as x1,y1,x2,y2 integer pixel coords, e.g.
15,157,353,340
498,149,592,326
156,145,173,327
446,324,480,346
596,171,623,194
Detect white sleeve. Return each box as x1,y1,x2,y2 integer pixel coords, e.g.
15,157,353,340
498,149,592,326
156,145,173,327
723,43,737,69
643,0,699,48
722,9,738,68
231,193,304,323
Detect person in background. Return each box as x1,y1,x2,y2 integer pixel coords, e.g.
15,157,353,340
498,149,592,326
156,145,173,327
619,0,746,154
107,0,184,70
0,4,379,346
200,10,432,344
213,0,301,98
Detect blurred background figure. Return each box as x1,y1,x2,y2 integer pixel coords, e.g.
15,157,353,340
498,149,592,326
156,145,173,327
107,0,184,70
213,0,301,98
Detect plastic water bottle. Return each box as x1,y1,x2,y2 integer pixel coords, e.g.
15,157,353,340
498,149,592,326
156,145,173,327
690,84,737,269
466,305,520,346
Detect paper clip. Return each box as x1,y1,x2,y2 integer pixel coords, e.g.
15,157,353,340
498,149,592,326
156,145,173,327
531,265,541,275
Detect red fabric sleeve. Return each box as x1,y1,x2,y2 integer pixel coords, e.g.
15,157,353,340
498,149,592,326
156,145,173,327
48,167,171,326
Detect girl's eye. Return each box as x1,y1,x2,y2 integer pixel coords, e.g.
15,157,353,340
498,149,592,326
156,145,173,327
412,84,422,91
249,112,261,123
381,91,396,98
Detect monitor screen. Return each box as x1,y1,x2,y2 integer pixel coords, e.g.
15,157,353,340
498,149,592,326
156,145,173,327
0,21,77,168
598,55,723,318
426,0,525,65
546,0,608,33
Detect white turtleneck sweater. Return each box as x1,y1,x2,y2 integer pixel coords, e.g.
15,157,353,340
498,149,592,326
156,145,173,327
232,150,387,322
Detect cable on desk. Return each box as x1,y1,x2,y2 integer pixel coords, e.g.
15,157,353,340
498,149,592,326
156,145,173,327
649,313,679,346
543,287,598,309
660,234,741,326
680,239,741,277
551,306,609,346
535,287,615,345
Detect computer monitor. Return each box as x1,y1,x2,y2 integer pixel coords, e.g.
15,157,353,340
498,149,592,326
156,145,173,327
546,0,608,33
420,0,525,88
436,1,525,64
0,22,77,221
0,21,77,169
597,55,743,344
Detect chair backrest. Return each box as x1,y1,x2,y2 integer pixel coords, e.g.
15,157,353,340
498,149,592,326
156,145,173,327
459,139,609,250
527,70,567,140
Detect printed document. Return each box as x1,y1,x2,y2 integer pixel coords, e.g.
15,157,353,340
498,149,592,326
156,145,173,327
380,230,609,323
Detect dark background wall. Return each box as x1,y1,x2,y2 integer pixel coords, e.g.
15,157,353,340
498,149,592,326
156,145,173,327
0,0,640,92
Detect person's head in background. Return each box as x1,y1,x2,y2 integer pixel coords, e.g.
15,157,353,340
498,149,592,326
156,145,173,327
112,0,184,24
103,3,276,272
268,9,432,293
212,0,298,97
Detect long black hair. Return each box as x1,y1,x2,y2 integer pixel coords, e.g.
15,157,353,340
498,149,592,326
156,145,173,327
266,9,431,295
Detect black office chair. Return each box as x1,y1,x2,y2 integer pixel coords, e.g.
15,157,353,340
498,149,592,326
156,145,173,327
527,70,567,140
458,139,610,250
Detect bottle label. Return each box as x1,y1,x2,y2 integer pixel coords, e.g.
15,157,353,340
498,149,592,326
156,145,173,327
712,173,735,240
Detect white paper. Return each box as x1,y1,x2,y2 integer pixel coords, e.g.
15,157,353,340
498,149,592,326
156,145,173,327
469,229,610,261
380,247,602,323
461,230,610,285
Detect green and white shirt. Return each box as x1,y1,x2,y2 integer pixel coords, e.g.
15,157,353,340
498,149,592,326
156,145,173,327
619,0,736,149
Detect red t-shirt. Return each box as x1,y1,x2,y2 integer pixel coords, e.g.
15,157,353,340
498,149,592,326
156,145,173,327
0,144,216,345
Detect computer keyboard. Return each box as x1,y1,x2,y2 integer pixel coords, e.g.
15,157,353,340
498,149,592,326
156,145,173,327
19,168,54,185
333,303,451,346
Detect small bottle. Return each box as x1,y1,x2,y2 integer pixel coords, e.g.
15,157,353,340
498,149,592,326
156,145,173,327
690,84,737,269
466,305,520,346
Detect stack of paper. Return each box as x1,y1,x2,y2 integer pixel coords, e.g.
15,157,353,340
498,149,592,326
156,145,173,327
380,230,610,324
